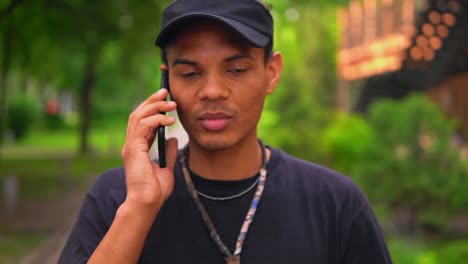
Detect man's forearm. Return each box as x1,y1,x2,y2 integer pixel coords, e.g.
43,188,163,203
87,201,159,264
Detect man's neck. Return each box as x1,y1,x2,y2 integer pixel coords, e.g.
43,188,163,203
187,137,268,181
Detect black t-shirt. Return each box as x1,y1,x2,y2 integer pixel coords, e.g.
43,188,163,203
59,147,393,263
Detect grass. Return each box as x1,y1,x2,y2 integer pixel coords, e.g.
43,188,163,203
0,127,124,199
388,238,432,264
4,126,126,153
0,155,122,199
388,238,468,264
0,127,123,262
0,231,45,264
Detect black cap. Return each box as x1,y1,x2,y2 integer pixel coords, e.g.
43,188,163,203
155,0,273,48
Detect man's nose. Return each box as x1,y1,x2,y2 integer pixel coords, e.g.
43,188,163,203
197,73,230,100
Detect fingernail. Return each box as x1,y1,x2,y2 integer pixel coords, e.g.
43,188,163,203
167,101,176,107
157,88,166,94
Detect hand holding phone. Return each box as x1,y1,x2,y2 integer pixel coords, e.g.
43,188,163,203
158,65,170,168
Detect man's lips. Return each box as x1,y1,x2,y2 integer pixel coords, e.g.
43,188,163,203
198,113,232,131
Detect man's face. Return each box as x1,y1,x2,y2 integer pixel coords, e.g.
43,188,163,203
166,21,282,150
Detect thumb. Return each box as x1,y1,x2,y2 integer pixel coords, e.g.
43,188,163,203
165,137,179,171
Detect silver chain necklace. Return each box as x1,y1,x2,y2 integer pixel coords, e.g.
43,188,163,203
195,177,260,201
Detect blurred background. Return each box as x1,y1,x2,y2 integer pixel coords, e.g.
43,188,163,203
0,0,467,263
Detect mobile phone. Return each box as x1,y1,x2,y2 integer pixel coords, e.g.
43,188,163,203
158,67,170,168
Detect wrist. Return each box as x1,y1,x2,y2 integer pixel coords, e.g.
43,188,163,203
119,198,161,222
125,189,165,209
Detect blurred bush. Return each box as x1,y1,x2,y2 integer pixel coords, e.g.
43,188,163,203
320,112,375,173
387,239,430,264
390,239,468,264
436,240,468,263
44,100,65,130
322,94,468,234
44,113,66,130
6,96,40,140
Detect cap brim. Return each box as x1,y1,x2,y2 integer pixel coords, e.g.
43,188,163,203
155,12,270,48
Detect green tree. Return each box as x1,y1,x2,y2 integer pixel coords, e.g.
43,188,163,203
259,1,341,161
0,0,27,145
358,95,468,233
1,0,168,154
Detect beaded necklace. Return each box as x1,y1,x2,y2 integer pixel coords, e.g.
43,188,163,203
180,141,268,264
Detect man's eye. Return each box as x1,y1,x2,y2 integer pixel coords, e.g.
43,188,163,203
181,72,200,78
227,68,246,74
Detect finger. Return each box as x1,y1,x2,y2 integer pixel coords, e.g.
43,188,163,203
133,114,176,141
131,89,168,114
165,137,179,171
126,101,176,141
131,101,176,123
124,114,176,154
146,127,157,149
137,88,169,109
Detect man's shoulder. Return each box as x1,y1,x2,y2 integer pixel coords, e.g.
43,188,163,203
271,147,354,183
269,147,364,198
88,167,126,200
269,147,374,219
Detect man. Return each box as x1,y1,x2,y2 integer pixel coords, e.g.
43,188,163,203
59,0,393,263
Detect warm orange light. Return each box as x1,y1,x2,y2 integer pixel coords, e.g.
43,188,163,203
422,23,435,36
402,0,415,25
338,50,350,65
416,35,428,47
338,33,410,66
428,11,441,24
363,0,377,42
382,0,394,35
401,24,416,37
448,1,461,13
437,24,449,38
349,0,363,47
338,9,349,49
410,47,423,60
442,13,456,26
423,48,435,61
429,36,442,50
340,54,403,80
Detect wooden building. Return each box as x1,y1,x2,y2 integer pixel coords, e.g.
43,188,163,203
337,0,468,136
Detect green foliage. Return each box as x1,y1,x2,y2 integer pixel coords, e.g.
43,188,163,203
278,0,349,7
436,240,468,263
44,113,65,130
361,95,468,210
0,0,167,152
2,0,344,154
6,96,39,140
355,95,467,231
320,94,468,232
259,2,339,161
320,112,375,173
388,239,468,264
388,239,434,264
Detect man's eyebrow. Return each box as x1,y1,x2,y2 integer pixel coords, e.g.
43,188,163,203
224,54,253,62
171,54,252,67
172,58,198,67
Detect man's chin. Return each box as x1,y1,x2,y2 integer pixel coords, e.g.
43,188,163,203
191,136,234,151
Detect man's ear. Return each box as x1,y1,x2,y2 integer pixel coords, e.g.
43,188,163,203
265,52,283,94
